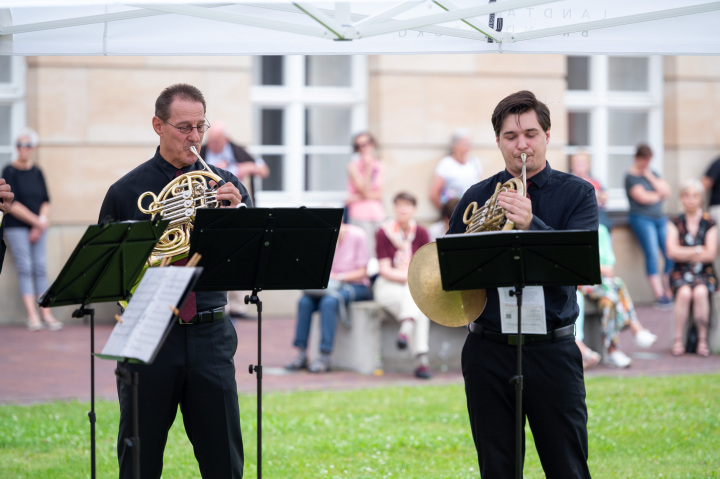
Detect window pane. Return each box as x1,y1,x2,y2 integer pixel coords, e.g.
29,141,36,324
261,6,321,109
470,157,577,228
608,110,648,146
258,154,283,191
608,57,648,91
567,56,590,91
0,57,11,83
305,56,352,87
568,111,590,146
305,107,352,146
305,154,349,191
260,109,283,145
0,105,11,144
254,56,284,86
607,153,635,189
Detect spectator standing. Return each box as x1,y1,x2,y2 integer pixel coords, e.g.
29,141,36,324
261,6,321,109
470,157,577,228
667,179,717,357
346,132,384,255
701,154,720,274
285,222,373,373
201,121,269,320
625,144,674,310
373,192,432,379
2,128,62,331
570,152,612,231
429,129,483,211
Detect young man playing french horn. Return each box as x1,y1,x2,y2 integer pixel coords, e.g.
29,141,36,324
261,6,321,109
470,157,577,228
448,90,597,478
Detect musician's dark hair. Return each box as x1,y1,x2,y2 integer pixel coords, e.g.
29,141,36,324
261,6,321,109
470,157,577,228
393,191,417,206
635,143,653,159
352,131,376,153
491,90,551,137
155,83,206,121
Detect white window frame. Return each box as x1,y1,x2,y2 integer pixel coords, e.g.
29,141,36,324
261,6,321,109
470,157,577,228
565,55,663,211
249,55,368,207
0,56,27,168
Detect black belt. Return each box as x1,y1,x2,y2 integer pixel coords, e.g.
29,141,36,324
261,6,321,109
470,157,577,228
180,308,226,325
467,322,575,346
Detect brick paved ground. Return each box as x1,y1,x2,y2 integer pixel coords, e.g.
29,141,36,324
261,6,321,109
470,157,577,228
0,306,718,405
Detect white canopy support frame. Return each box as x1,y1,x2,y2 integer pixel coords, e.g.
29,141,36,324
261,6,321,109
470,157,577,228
1,0,720,56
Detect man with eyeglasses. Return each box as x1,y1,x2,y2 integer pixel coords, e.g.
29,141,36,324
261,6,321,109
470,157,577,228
99,83,249,479
0,177,14,273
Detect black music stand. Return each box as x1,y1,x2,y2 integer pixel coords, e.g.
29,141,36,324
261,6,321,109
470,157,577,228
190,207,343,479
436,229,600,479
38,219,169,479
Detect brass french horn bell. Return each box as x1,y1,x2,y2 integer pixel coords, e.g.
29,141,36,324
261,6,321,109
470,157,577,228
408,154,527,327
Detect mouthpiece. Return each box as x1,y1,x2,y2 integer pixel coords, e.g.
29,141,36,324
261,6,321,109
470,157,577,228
190,146,226,187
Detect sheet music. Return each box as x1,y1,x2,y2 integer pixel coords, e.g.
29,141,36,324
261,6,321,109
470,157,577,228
101,266,198,363
498,286,547,335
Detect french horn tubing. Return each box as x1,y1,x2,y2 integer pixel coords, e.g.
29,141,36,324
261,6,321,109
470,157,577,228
408,153,527,327
138,147,223,264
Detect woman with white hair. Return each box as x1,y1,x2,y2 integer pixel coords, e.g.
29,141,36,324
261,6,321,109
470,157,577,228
667,178,717,356
2,128,62,331
429,128,483,211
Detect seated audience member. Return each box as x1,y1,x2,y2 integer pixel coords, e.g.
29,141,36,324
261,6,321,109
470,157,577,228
579,224,658,368
374,192,432,379
285,221,373,373
427,198,460,241
667,179,718,357
575,290,601,369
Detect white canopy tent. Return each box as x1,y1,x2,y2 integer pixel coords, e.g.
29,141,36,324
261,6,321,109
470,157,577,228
1,0,720,56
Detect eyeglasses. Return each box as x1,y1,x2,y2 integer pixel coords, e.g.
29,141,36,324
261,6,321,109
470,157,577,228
16,143,34,148
355,141,372,149
163,119,211,135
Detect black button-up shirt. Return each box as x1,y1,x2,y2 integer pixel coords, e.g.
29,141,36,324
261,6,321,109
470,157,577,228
447,161,598,331
98,147,252,311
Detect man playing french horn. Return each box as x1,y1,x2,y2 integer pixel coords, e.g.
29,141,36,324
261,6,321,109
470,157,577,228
99,83,249,479
447,91,597,478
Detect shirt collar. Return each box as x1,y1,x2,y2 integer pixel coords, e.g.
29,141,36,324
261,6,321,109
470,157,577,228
152,146,201,180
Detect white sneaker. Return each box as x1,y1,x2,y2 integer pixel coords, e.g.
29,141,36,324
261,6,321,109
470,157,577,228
605,350,632,368
635,329,658,349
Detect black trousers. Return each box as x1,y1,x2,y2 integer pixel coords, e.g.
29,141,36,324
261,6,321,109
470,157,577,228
462,333,591,479
117,316,244,478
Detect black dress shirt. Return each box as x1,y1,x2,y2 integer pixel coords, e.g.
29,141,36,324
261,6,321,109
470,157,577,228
447,161,598,331
98,147,252,311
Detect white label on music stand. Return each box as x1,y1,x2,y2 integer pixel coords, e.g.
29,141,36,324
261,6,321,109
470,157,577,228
498,286,547,335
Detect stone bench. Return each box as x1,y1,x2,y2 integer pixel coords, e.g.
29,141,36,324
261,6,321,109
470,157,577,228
308,301,468,375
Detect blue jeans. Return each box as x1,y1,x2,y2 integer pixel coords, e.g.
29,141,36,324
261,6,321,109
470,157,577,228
4,227,49,296
293,283,372,354
628,213,673,276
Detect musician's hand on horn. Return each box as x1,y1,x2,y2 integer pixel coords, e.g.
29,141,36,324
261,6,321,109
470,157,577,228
0,178,14,215
497,189,533,230
211,181,245,208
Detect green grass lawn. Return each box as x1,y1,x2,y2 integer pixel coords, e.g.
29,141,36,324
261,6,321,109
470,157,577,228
1,373,719,478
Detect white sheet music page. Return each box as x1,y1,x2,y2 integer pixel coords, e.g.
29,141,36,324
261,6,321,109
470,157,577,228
498,286,547,335
101,266,197,363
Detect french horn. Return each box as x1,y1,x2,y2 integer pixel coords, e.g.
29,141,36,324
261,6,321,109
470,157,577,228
138,146,223,264
408,154,527,327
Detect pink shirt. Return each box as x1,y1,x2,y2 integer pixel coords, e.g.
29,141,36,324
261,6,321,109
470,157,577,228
332,223,371,287
346,158,385,222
